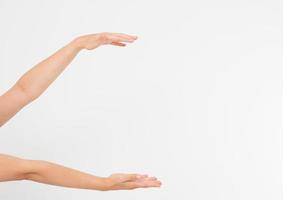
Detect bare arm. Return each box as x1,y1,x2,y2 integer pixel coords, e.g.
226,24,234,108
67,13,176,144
0,32,138,127
0,33,161,191
0,32,162,190
0,154,161,191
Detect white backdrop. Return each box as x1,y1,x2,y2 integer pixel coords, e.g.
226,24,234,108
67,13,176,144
0,0,282,199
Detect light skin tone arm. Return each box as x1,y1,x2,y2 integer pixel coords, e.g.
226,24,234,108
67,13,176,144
0,154,160,191
0,32,162,190
0,32,138,126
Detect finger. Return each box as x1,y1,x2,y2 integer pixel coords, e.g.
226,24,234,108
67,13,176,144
124,180,162,190
137,174,148,179
108,35,137,43
135,175,158,181
114,33,138,40
121,174,141,182
110,42,126,46
142,177,157,181
123,181,144,190
141,180,162,188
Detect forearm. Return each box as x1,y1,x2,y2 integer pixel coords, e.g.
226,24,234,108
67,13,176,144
0,153,161,191
15,39,82,101
25,160,109,191
0,154,108,191
0,32,137,127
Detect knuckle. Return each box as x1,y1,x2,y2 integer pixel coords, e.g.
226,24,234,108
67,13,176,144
99,32,108,41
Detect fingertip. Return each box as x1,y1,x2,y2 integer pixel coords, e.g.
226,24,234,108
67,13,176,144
129,35,138,40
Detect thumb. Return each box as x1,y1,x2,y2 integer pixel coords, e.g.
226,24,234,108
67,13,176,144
121,174,140,182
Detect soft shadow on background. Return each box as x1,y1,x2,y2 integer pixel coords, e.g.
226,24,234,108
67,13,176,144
0,0,282,199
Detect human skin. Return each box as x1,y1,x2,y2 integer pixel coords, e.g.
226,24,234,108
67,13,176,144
0,32,162,191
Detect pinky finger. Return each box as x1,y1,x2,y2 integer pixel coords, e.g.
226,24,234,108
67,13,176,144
111,42,126,46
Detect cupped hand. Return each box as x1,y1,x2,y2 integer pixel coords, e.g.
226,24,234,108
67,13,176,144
104,173,162,191
73,32,138,50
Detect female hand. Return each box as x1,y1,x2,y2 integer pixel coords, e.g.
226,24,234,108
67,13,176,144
73,32,138,50
104,173,162,191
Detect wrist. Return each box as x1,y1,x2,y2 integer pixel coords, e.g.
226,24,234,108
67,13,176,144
69,37,85,52
95,177,113,191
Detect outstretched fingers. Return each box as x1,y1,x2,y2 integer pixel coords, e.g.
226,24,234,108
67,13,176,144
110,32,138,41
124,178,162,190
123,174,162,190
108,173,162,190
103,33,138,46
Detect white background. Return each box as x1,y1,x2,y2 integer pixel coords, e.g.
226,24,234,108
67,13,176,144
0,0,282,199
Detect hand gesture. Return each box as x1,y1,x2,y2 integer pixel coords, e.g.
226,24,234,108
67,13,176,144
104,173,162,191
74,32,138,50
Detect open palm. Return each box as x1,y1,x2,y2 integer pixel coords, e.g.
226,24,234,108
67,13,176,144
106,173,162,190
